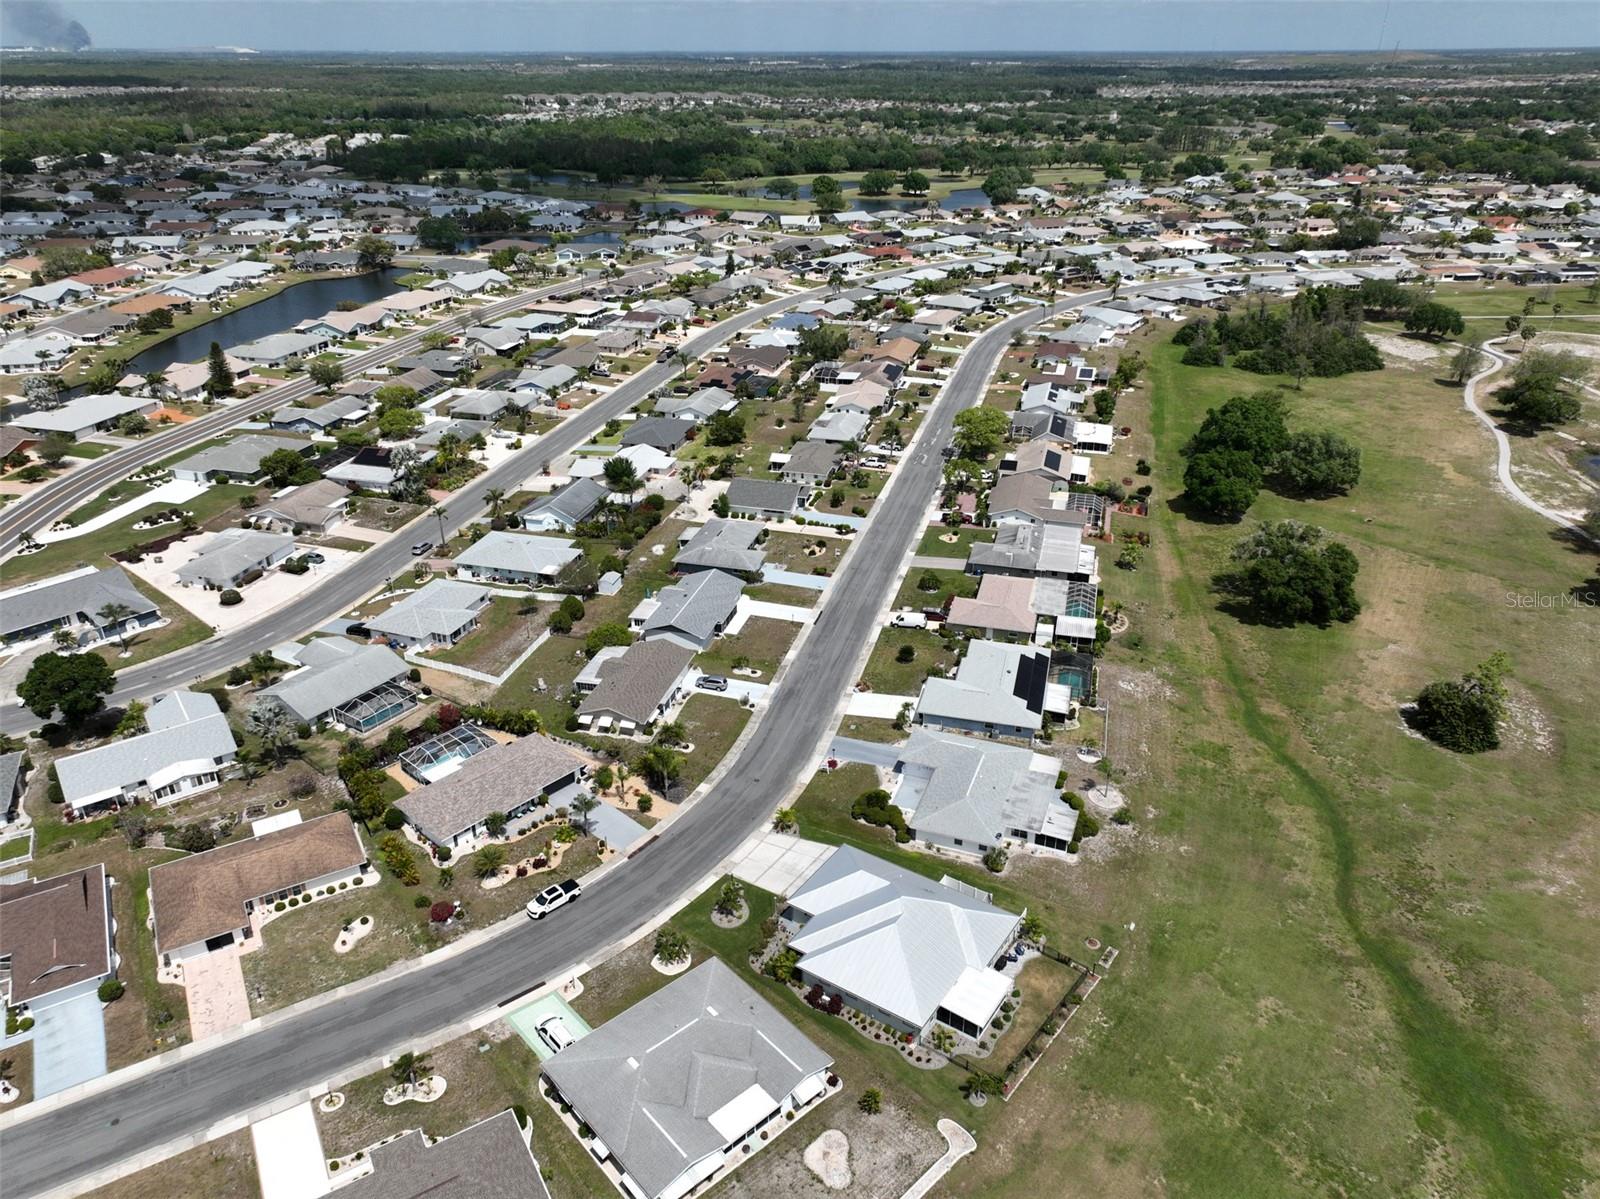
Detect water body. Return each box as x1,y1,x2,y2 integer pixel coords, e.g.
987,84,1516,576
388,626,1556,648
122,267,408,378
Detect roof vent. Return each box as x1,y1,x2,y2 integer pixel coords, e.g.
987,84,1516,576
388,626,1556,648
626,1056,639,1070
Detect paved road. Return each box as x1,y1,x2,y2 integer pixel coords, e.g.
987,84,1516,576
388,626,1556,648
0,283,1099,1198
0,266,653,555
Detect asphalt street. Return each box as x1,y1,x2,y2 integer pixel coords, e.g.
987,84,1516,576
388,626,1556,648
0,283,1106,1196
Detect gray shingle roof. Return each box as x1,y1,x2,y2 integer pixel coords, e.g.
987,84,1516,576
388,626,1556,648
893,728,1073,848
0,566,157,641
577,639,694,726
725,478,805,515
172,434,313,478
542,959,831,1199
454,530,581,579
642,569,744,645
673,519,765,575
173,529,296,587
262,641,409,723
916,639,1050,734
336,1110,548,1199
396,734,586,846
54,691,236,808
521,477,608,528
365,579,488,642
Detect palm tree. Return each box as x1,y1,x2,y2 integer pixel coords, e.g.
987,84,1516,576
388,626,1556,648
389,1051,432,1090
431,504,448,546
571,792,599,835
1107,271,1123,301
485,487,507,520
143,371,168,400
96,601,135,650
614,761,631,802
603,456,641,505
773,807,798,833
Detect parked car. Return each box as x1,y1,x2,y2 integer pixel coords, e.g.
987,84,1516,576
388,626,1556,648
536,1014,575,1054
302,551,325,565
525,878,582,919
410,540,433,556
888,611,928,629
697,674,729,692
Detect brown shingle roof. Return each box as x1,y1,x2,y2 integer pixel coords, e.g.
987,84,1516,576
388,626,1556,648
578,640,694,726
0,864,112,1004
149,813,366,954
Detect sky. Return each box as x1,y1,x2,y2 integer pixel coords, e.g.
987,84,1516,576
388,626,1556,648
7,0,1600,54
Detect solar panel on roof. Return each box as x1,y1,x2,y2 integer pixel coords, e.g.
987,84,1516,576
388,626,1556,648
1011,651,1048,714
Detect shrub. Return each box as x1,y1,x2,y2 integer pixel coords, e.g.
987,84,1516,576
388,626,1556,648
379,834,422,885
858,1088,883,1115
435,844,453,863
636,794,653,814
227,665,250,686
429,901,454,922
895,644,916,663
218,589,242,606
653,926,690,965
382,806,407,831
98,978,126,1003
275,901,286,911
288,774,316,799
851,789,911,842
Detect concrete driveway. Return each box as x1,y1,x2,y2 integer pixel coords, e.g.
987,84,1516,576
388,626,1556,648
250,1102,329,1199
30,993,108,1099
730,831,836,896
182,945,253,1042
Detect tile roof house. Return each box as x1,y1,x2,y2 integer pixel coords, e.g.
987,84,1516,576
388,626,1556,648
542,959,833,1199
915,639,1068,740
783,845,1021,1037
335,1110,549,1199
945,574,1039,639
53,689,239,813
576,639,695,734
396,734,588,849
365,579,490,649
148,812,369,961
261,639,414,731
0,566,160,650
673,519,766,575
632,569,745,651
453,530,582,586
0,864,115,1013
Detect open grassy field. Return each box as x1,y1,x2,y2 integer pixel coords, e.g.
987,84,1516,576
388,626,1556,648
932,334,1600,1199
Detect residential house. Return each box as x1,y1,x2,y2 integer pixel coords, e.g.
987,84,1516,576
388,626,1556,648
365,579,491,650
968,522,1098,583
228,330,332,369
944,574,1040,640
674,519,766,575
335,1111,550,1199
53,690,238,813
915,639,1069,740
632,569,744,651
889,728,1079,857
783,845,1020,1038
267,393,370,435
0,566,159,650
656,387,735,425
250,478,350,535
807,410,870,444
620,417,695,452
169,434,314,483
542,959,833,1199
724,478,807,520
396,734,588,850
149,812,369,963
576,639,695,734
454,531,581,586
520,478,609,533
0,864,116,1014
261,638,414,731
174,529,298,590
8,393,157,439
778,442,839,487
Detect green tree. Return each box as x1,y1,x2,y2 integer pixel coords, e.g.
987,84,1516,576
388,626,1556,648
204,341,234,401
473,844,506,879
1449,338,1486,385
416,216,464,252
354,234,396,270
766,177,799,200
602,455,641,501
1403,301,1466,341
1497,348,1589,427
797,322,849,365
704,409,745,447
308,359,343,389
1182,448,1262,519
951,406,1008,459
810,174,845,215
584,622,632,656
900,169,930,195
244,700,299,768
1213,520,1361,626
859,169,897,196
18,652,114,726
638,744,683,791
571,792,600,835
1273,430,1362,496
378,405,425,439
259,447,317,488
1411,653,1511,753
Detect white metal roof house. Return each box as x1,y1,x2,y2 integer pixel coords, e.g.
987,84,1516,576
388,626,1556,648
453,530,581,586
8,392,158,438
53,690,238,813
365,578,490,650
783,845,1022,1037
541,958,834,1199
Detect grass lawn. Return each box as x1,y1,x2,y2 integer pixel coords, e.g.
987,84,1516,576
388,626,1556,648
432,596,546,676
760,529,846,576
674,694,752,792
743,581,819,607
78,1129,259,1199
832,714,906,744
935,335,1600,1199
859,628,960,695
894,565,978,611
693,616,798,680
4,483,255,585
916,525,990,558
